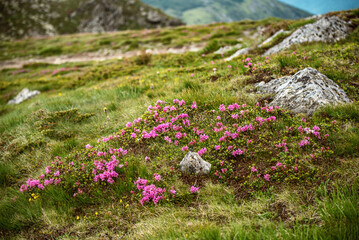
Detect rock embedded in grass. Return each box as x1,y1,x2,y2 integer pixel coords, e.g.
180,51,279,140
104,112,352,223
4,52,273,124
264,16,351,55
257,29,290,48
7,88,40,104
214,44,242,54
179,150,211,174
255,67,351,115
225,47,250,61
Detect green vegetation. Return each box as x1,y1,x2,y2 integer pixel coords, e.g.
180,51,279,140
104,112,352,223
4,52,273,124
0,9,358,240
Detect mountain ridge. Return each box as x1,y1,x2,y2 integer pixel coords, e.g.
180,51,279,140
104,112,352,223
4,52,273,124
142,0,312,25
0,0,184,40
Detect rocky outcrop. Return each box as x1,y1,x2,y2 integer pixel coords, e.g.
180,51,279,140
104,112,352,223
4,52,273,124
255,68,351,115
258,29,290,48
76,0,183,33
179,151,211,174
214,44,242,54
8,88,40,104
225,48,250,61
264,16,351,55
0,0,184,40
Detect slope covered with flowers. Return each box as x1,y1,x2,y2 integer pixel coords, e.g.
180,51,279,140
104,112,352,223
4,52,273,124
19,99,338,205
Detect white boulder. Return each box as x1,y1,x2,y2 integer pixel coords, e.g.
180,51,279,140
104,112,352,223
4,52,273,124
7,88,40,104
179,151,211,174
255,68,351,115
264,16,351,55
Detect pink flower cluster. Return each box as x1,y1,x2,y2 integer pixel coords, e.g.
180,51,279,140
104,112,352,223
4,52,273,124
51,67,78,75
275,139,288,152
198,147,207,157
232,148,244,156
190,186,199,193
20,179,44,192
298,137,310,147
134,178,166,205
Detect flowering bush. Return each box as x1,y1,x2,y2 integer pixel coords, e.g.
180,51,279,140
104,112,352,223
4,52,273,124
20,146,128,197
20,98,337,204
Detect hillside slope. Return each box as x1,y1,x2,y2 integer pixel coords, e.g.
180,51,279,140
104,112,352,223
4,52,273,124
0,9,358,240
0,0,183,40
142,0,312,25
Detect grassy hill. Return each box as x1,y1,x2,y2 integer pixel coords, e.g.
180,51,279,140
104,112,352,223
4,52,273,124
0,9,359,239
0,0,183,40
142,0,312,25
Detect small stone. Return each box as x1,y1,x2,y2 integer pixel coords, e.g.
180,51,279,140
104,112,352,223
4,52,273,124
255,67,351,115
179,151,211,174
8,88,40,104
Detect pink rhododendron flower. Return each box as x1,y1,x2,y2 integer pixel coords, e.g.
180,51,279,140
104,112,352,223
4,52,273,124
190,186,199,193
199,134,209,142
170,188,176,197
154,173,161,181
264,174,270,181
182,146,189,151
219,104,226,112
197,148,207,156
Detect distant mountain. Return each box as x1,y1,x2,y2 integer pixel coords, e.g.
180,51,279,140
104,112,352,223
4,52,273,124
0,0,183,40
279,0,359,15
142,0,312,25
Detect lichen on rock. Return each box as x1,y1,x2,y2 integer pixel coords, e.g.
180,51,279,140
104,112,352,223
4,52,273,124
179,151,211,175
264,16,351,55
255,67,351,115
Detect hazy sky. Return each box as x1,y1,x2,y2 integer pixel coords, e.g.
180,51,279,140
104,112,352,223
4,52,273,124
279,0,359,14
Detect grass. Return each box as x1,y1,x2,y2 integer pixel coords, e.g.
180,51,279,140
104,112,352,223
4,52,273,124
0,8,358,240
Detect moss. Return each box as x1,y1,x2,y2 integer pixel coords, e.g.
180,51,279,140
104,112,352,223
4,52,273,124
39,46,63,56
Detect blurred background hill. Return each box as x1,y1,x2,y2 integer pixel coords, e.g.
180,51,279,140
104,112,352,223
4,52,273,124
142,0,312,25
0,0,183,40
1,0,359,39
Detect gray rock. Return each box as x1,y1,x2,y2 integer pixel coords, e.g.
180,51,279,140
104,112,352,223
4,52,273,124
146,10,162,23
264,16,351,55
255,68,350,115
8,88,40,104
179,151,211,174
225,48,250,61
258,29,290,48
214,44,242,54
